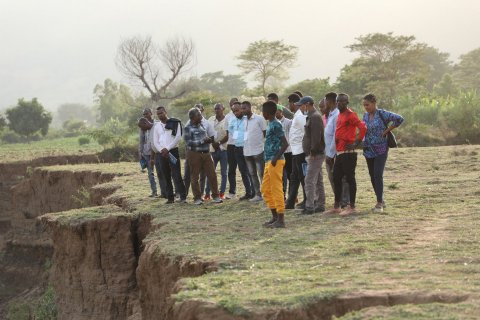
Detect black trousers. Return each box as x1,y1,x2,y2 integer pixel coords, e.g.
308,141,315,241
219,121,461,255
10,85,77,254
333,152,357,207
227,144,237,194
283,152,292,195
286,153,306,206
159,148,186,201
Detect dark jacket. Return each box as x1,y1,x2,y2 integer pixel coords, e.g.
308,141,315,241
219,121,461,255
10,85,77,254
302,109,325,156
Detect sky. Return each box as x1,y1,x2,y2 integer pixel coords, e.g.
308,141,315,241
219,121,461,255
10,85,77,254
0,0,479,111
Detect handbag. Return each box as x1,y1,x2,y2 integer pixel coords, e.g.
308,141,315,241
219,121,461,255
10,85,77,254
378,109,398,148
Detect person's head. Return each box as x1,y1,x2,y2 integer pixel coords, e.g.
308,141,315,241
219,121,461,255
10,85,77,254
267,93,279,103
232,103,243,119
295,96,315,114
319,98,327,115
142,107,153,121
188,107,202,125
325,92,338,111
229,97,239,108
362,93,377,114
214,103,225,117
336,93,349,112
137,117,152,131
194,103,205,114
275,106,284,120
287,93,301,112
294,91,303,98
262,101,277,121
156,106,168,122
241,101,252,117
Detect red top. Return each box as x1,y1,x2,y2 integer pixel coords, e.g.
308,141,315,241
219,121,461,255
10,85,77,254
335,108,367,152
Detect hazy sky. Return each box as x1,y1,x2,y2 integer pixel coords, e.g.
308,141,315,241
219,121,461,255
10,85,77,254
1,0,479,111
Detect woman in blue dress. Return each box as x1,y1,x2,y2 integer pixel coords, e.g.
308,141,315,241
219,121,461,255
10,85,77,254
362,93,404,213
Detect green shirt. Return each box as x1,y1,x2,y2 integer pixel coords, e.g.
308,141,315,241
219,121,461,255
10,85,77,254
264,119,285,161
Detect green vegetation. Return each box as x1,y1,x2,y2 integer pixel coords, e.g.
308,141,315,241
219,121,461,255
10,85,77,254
43,145,480,318
7,286,57,320
4,98,52,139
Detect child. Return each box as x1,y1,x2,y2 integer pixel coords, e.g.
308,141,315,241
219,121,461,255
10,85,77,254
261,101,289,228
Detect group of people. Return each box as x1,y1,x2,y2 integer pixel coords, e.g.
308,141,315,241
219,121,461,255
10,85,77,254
138,91,404,228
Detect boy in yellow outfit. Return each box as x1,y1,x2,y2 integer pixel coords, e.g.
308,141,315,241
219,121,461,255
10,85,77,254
261,101,289,228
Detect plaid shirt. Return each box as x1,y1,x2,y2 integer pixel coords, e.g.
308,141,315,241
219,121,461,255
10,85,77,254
184,120,214,152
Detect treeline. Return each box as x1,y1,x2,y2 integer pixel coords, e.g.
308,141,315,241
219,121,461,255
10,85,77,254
0,32,479,147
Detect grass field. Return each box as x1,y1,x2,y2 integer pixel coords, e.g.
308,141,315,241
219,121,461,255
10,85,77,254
30,144,480,318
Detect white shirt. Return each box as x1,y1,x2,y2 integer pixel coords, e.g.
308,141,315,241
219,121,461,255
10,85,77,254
149,121,159,153
224,111,236,145
243,113,267,156
208,115,228,152
279,116,292,153
153,119,182,152
289,109,307,155
324,108,339,158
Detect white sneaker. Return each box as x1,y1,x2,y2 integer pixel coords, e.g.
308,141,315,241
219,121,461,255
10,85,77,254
212,197,223,204
225,193,236,199
372,205,384,213
249,195,263,202
193,199,203,205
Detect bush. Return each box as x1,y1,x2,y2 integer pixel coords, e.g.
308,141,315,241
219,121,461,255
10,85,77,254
89,117,132,149
78,136,90,145
1,130,23,144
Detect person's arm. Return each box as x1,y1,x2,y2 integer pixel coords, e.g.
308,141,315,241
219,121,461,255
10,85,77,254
138,129,143,159
345,113,367,151
382,110,404,137
311,115,325,155
282,107,294,120
272,135,289,167
152,124,162,154
260,117,267,138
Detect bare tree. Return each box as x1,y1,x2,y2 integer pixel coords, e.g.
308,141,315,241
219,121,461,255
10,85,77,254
116,35,195,101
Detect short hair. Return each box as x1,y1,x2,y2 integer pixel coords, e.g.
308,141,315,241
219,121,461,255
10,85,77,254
294,91,303,98
337,93,349,100
262,101,277,116
214,103,224,109
232,101,241,106
325,92,337,103
229,97,238,104
142,107,152,114
363,93,377,103
287,93,301,103
156,105,166,112
241,100,251,107
267,93,279,101
188,108,201,119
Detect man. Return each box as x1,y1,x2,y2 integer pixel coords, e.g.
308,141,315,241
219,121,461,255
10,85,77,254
138,116,157,197
267,92,294,120
275,105,292,199
301,96,326,214
223,98,239,199
324,92,350,207
183,108,223,205
204,103,228,200
183,103,207,197
226,103,254,200
152,106,187,204
285,93,307,210
325,93,367,215
141,107,167,197
242,100,266,202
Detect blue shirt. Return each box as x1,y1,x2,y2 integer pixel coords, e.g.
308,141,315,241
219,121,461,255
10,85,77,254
228,116,247,147
362,109,404,158
264,119,285,161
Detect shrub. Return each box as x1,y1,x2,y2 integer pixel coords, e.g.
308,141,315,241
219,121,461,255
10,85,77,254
78,136,90,145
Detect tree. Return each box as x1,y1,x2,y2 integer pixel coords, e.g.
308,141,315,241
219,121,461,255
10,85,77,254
283,78,334,100
453,47,480,91
6,98,52,138
237,40,298,96
56,103,96,125
433,73,459,97
116,35,195,101
199,71,247,96
93,79,135,124
336,33,450,104
169,91,227,123
0,114,6,131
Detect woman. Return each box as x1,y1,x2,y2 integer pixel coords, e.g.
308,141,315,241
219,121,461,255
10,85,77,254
362,93,404,213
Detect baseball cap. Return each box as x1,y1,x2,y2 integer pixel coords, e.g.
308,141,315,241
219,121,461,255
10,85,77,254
294,96,314,106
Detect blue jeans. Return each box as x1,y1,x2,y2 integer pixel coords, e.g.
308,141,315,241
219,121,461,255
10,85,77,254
234,146,253,197
143,154,157,195
205,149,228,195
244,152,265,197
365,152,388,203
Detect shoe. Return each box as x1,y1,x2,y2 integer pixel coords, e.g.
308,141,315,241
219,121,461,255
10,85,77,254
203,194,211,201
315,206,325,213
193,199,203,205
340,205,356,216
239,194,251,201
149,193,158,198
382,201,387,208
285,202,295,210
295,201,305,209
263,210,278,227
179,199,187,204
372,204,384,213
269,220,285,228
324,207,341,215
225,193,236,199
219,192,225,200
212,197,223,204
298,208,314,215
165,199,174,204
249,195,263,202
